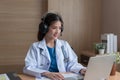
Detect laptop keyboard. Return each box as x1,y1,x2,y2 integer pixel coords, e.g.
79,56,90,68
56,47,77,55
64,77,83,80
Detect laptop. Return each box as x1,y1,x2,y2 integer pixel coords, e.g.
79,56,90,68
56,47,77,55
64,54,115,80
84,54,115,80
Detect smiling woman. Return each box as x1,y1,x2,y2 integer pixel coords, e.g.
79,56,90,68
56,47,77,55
23,12,86,80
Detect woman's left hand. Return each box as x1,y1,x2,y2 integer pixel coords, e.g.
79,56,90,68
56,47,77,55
80,68,86,75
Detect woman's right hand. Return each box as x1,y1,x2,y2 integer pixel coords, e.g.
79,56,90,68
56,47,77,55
41,72,64,80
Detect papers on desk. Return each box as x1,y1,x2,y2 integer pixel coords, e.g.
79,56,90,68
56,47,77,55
36,73,83,80
0,72,21,80
0,74,9,80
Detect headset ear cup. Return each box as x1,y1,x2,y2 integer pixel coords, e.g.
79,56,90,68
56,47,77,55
39,22,48,34
43,24,48,33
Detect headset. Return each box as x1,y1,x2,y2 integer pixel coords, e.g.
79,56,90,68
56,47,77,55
39,12,64,34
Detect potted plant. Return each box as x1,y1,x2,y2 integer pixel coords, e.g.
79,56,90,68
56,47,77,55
110,52,120,75
115,52,120,64
94,43,106,55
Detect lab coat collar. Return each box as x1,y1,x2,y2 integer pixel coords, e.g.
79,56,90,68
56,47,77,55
55,39,63,48
37,39,51,62
37,39,63,62
38,39,63,49
38,38,47,49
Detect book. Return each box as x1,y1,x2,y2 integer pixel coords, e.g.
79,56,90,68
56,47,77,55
101,33,111,53
101,33,117,54
113,35,117,52
0,72,21,80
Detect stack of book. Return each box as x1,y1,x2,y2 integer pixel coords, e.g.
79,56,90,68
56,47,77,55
101,33,117,54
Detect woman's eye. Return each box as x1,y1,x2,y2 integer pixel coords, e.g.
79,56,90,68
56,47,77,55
51,26,61,30
52,27,56,29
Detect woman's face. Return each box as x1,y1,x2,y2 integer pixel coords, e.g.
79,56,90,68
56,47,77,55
45,21,62,40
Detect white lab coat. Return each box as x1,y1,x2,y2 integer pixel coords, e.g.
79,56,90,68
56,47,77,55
23,39,85,78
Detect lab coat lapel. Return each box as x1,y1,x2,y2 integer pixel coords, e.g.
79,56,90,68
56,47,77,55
55,39,66,72
38,39,51,62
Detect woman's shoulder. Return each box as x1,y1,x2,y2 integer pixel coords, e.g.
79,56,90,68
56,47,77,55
32,41,40,45
31,40,46,48
57,39,66,43
57,39,69,45
30,41,41,48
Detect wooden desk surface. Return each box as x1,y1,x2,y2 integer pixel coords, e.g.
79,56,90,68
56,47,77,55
109,72,120,80
19,72,120,80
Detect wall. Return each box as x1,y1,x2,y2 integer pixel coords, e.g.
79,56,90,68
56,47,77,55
48,0,101,55
102,0,120,71
0,0,47,73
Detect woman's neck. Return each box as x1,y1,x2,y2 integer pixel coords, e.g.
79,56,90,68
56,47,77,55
45,38,55,48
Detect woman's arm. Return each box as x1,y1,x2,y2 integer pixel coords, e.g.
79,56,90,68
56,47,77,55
64,41,86,74
23,43,48,78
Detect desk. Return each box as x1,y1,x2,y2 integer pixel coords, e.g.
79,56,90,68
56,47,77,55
109,72,120,80
19,72,120,80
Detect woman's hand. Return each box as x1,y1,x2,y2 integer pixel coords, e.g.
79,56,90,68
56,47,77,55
80,68,86,75
41,72,64,80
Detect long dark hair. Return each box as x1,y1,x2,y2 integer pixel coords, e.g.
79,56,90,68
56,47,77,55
37,12,64,41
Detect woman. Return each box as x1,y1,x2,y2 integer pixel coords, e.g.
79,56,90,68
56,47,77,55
23,12,86,80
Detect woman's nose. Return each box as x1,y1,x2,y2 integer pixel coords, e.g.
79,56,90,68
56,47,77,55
56,29,61,33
